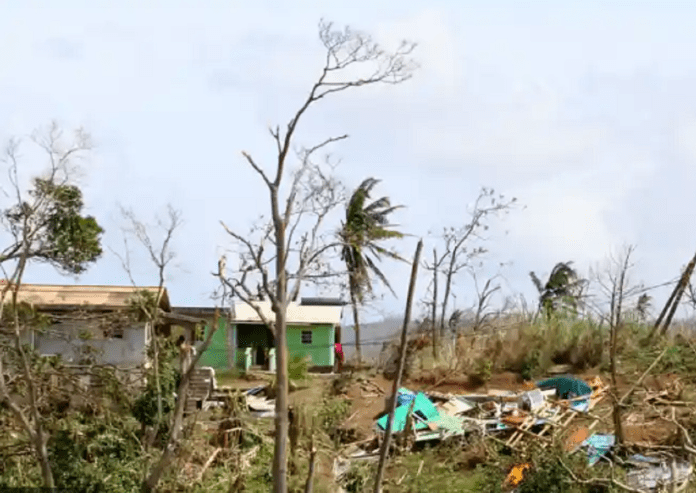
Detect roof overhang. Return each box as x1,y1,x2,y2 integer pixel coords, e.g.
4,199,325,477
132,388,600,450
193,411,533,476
232,301,342,326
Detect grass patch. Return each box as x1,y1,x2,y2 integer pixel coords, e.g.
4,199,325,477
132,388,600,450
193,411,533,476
379,446,494,493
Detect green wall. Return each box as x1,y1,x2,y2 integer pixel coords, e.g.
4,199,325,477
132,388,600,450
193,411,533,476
230,323,335,369
198,317,229,368
286,324,334,368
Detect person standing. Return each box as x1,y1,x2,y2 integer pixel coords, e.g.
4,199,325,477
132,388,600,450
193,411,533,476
334,341,344,373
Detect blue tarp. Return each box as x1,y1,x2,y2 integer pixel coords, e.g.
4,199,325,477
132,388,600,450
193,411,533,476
396,387,416,407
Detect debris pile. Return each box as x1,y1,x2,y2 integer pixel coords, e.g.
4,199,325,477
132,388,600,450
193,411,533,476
333,372,696,492
373,375,608,451
236,369,696,492
245,386,275,418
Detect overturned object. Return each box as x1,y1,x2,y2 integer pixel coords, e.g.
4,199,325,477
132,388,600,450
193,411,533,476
245,387,275,417
377,392,439,433
519,389,545,412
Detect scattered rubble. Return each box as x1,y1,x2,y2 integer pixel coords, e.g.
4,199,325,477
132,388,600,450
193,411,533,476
232,369,695,491
331,371,696,491
245,386,275,418
626,457,693,492
370,375,605,450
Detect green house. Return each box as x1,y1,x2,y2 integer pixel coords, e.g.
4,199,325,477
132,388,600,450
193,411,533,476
172,307,232,369
231,298,344,373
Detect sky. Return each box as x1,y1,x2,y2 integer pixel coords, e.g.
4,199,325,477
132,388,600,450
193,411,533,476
1,1,696,324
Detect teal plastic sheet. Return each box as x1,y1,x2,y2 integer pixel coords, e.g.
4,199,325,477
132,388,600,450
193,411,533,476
582,434,615,466
536,376,592,400
377,392,440,432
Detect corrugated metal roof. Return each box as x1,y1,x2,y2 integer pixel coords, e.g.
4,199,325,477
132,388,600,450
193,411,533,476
9,284,171,311
232,301,342,325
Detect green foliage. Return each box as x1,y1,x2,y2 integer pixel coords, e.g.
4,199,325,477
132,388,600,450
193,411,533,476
472,446,596,493
126,289,160,321
370,442,496,493
342,461,375,492
515,457,573,493
288,354,310,382
497,318,606,378
132,338,179,429
622,333,696,378
0,301,52,331
316,395,351,432
520,347,542,381
49,413,143,493
470,357,493,385
5,178,104,274
531,262,585,320
241,439,275,492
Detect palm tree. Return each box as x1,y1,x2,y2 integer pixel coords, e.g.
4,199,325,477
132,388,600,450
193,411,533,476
340,178,404,364
530,261,586,319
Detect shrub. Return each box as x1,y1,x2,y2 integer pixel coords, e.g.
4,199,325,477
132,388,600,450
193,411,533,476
288,355,310,382
49,414,143,493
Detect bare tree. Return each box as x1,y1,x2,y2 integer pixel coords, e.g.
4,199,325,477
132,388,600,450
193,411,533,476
216,20,416,492
469,270,502,332
593,245,640,447
113,205,182,447
111,205,223,492
430,188,516,338
0,123,103,489
423,247,446,359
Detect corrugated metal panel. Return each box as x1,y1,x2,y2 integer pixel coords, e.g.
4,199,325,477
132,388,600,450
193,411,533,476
232,301,341,325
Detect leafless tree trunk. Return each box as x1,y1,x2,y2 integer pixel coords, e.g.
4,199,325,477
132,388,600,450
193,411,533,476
423,247,444,359
599,245,637,447
216,20,416,493
471,272,501,332
373,239,422,493
609,275,625,447
651,250,696,339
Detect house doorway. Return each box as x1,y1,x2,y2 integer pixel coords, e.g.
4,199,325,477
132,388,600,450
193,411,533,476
236,323,274,370
254,346,267,367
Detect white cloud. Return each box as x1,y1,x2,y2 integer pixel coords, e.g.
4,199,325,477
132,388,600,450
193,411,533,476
675,118,696,163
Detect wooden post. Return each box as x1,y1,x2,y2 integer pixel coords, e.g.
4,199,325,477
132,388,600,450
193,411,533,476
373,239,423,493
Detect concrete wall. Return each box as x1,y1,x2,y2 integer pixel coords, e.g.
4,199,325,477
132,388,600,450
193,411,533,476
230,323,336,371
287,324,334,368
197,317,229,369
34,321,148,367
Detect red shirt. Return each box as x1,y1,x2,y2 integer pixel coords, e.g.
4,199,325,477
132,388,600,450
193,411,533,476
334,343,343,355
